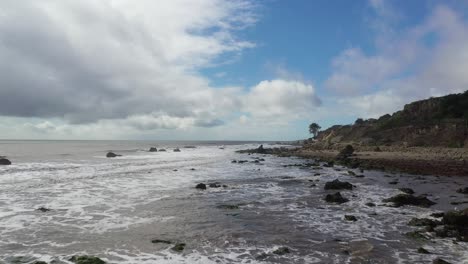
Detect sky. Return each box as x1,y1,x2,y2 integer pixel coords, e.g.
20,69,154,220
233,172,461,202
0,0,468,141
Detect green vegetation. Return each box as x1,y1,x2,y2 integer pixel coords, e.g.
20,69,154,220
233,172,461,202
309,123,321,138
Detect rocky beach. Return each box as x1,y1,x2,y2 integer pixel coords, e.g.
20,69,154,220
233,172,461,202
0,141,467,263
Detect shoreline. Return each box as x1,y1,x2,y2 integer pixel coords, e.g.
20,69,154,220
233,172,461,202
242,144,468,177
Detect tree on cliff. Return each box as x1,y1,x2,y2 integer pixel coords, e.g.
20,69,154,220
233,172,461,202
309,123,321,138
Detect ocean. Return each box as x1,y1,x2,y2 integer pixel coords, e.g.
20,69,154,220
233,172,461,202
0,140,467,263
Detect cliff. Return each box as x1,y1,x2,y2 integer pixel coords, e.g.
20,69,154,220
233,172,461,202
316,91,468,148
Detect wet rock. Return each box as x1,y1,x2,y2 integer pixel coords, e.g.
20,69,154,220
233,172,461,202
171,243,186,252
36,207,51,212
388,180,398,185
151,239,172,244
149,147,157,152
399,188,415,194
257,144,266,154
209,183,221,188
325,192,349,204
231,160,237,163
323,161,334,167
33,261,48,264
324,179,353,190
69,255,106,264
217,204,240,210
456,187,468,194
183,146,196,148
237,160,248,164
408,218,440,227
190,168,196,171
365,202,376,207
405,230,428,240
442,208,468,226
417,247,430,254
431,212,445,218
347,170,356,176
344,215,357,221
195,183,206,190
173,148,181,152
159,149,166,152
383,194,436,207
255,252,268,260
106,152,121,158
355,174,365,178
0,158,11,165
272,247,290,255
433,258,451,264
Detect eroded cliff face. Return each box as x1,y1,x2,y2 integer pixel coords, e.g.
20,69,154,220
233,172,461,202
316,91,468,148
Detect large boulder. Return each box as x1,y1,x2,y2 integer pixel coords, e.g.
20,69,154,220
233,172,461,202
324,179,353,190
106,152,121,158
149,147,157,152
325,192,349,204
195,183,207,190
383,194,436,207
0,158,11,165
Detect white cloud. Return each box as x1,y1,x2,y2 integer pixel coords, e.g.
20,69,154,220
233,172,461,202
243,79,321,123
0,0,255,126
324,4,468,118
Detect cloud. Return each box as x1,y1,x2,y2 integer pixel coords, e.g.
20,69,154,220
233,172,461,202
243,79,321,122
324,3,468,118
0,0,255,125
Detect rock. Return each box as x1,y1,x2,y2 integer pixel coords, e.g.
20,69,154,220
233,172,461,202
324,161,334,167
209,183,221,188
217,204,240,210
383,194,436,207
457,187,468,194
324,179,353,190
325,192,349,204
231,160,237,163
151,239,172,244
195,183,206,190
408,218,440,227
171,243,186,252
344,215,357,221
272,247,290,255
365,202,376,207
173,148,181,152
0,158,11,165
388,181,398,185
405,230,427,240
190,168,196,171
36,207,51,212
433,258,451,264
149,147,157,152
336,145,354,159
417,247,430,254
33,262,48,264
348,170,356,176
442,208,468,226
159,149,166,152
374,147,382,152
69,256,106,264
184,146,196,148
255,252,269,260
257,145,266,154
399,188,415,194
431,212,445,218
106,152,121,158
